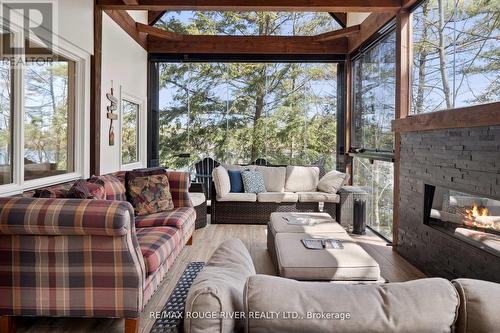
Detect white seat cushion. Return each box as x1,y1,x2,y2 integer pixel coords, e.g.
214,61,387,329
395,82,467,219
255,166,286,192
217,193,257,202
269,212,346,236
317,170,349,193
285,166,320,192
296,191,340,203
212,166,231,197
189,192,206,207
257,192,298,203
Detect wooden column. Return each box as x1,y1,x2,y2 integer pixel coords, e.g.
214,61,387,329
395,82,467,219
90,6,103,176
394,9,411,249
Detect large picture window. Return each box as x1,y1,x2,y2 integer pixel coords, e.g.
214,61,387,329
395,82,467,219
411,0,500,114
0,34,12,185
24,56,75,181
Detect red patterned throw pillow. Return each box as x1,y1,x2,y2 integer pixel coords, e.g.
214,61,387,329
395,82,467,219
128,174,174,216
67,179,106,199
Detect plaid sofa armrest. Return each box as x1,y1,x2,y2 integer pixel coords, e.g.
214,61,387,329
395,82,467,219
0,198,135,236
0,197,147,318
166,171,193,208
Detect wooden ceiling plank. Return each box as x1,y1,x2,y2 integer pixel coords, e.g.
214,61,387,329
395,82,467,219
122,0,139,5
314,25,360,42
97,0,401,12
136,22,183,40
147,35,348,55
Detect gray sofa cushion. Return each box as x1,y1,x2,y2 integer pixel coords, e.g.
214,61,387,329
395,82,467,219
453,278,500,333
184,239,255,333
244,275,460,333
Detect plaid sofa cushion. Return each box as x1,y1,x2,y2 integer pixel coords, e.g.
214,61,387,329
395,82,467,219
91,174,127,201
136,226,182,275
134,207,196,230
165,171,192,208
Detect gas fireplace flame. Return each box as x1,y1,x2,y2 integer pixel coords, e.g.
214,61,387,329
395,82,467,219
466,202,489,219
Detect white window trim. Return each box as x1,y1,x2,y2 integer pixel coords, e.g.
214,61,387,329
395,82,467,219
119,88,146,171
0,23,90,196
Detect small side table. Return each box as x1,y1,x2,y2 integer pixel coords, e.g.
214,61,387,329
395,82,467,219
338,186,369,233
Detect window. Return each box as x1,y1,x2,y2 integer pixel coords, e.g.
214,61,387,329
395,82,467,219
411,0,500,114
351,29,396,241
24,56,75,181
155,11,341,36
121,98,140,165
0,28,87,195
351,31,396,152
353,157,394,240
0,33,12,185
158,62,338,170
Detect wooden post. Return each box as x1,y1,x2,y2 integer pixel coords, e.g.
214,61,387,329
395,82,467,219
91,5,103,176
394,9,412,249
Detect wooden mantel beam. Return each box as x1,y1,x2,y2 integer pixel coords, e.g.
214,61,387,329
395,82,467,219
314,25,360,42
148,35,348,55
97,0,401,12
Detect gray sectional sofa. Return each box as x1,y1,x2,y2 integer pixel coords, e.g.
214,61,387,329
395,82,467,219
184,239,500,333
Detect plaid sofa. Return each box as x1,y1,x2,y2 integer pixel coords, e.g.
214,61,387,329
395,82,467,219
0,171,195,322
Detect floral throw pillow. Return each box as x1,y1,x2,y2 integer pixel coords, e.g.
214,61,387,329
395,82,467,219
241,170,266,194
128,174,174,216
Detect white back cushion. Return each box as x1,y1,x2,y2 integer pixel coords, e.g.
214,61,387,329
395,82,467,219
317,170,349,193
212,165,231,198
255,166,286,192
284,166,320,192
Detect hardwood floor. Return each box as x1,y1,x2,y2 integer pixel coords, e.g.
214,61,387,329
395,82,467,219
16,221,424,333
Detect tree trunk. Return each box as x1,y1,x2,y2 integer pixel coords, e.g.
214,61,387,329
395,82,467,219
415,1,429,114
437,0,452,109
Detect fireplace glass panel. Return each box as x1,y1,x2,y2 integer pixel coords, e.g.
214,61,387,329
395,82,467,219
426,185,500,257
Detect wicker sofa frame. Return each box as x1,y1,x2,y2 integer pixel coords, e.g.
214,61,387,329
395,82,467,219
211,182,337,224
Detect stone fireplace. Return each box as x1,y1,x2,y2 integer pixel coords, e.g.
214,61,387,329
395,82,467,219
397,125,500,283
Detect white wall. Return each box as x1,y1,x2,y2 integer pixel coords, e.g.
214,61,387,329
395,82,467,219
57,0,94,54
100,11,148,175
347,13,370,27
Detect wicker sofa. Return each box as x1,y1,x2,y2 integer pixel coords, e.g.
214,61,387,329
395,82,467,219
0,170,195,333
211,165,347,224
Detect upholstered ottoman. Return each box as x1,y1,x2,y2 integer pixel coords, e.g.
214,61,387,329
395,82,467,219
274,232,381,281
268,212,347,269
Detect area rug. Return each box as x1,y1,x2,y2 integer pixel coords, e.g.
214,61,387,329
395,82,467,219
149,262,205,333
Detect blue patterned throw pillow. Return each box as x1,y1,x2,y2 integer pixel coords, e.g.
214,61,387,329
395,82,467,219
241,170,266,194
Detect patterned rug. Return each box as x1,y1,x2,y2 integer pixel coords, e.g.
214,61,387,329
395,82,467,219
149,262,205,333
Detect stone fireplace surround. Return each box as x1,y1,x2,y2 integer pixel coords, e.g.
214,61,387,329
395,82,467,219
397,125,500,283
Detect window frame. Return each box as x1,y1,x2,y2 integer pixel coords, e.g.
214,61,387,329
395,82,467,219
119,89,145,171
0,25,90,196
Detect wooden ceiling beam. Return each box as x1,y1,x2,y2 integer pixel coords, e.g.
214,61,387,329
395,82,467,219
136,22,183,40
329,12,347,28
104,10,147,50
314,25,360,42
122,0,139,5
148,10,165,25
347,12,395,53
148,35,348,55
97,0,401,12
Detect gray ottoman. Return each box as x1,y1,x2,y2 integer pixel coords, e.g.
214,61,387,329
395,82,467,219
268,212,347,269
275,232,381,281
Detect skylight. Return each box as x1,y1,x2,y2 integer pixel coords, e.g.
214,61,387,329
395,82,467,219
154,11,341,36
